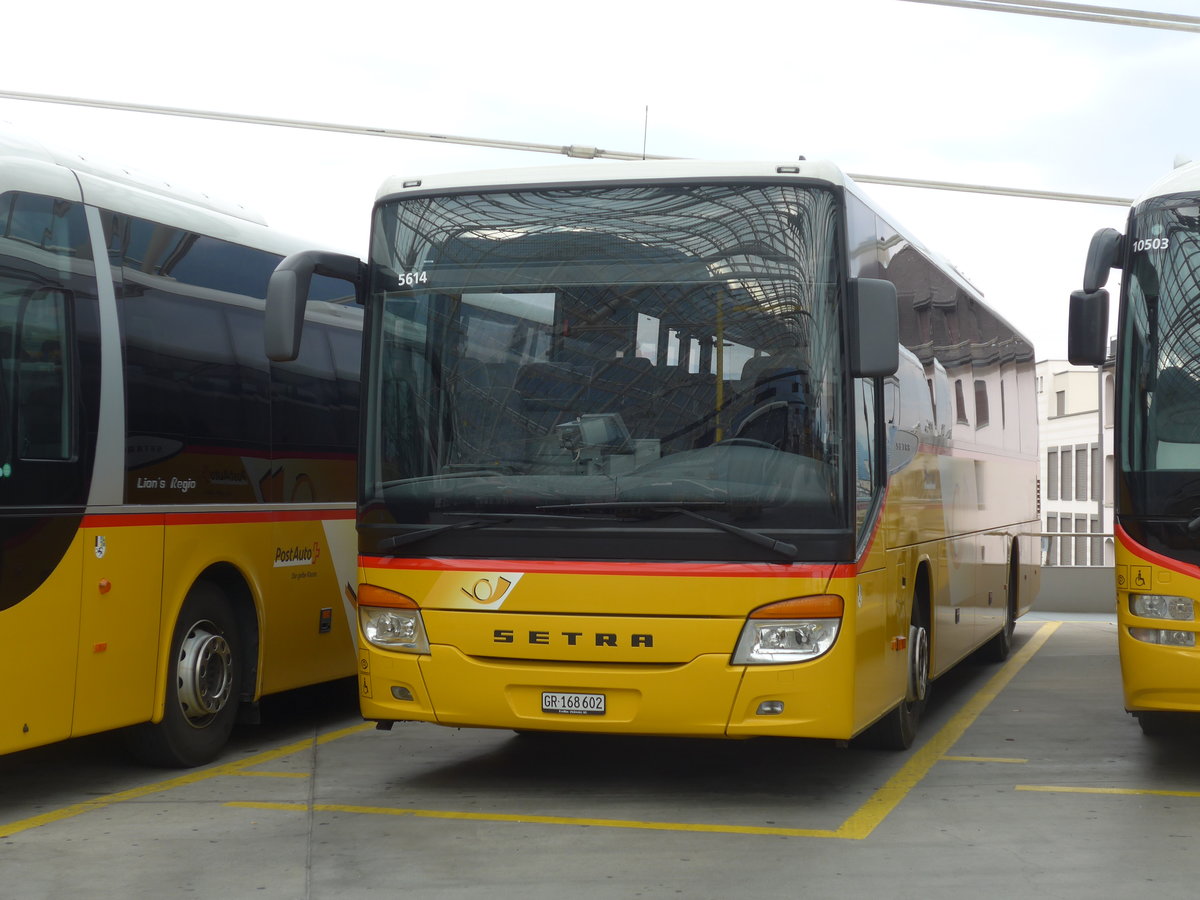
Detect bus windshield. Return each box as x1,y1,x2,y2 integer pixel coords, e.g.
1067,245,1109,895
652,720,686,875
363,183,849,560
1118,194,1200,537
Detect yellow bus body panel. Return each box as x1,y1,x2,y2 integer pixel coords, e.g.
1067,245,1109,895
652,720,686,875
0,532,84,754
358,562,887,740
1115,531,1200,713
1,511,356,755
72,520,165,736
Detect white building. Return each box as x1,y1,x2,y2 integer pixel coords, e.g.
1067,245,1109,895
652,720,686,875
1036,358,1115,567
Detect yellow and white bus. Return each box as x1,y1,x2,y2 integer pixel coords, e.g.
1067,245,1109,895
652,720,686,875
271,160,1041,749
0,131,362,766
1070,160,1200,735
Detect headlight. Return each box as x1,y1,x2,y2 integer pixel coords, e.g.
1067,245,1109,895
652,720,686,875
732,595,843,665
360,607,430,652
1130,594,1195,621
1129,627,1196,647
358,584,430,653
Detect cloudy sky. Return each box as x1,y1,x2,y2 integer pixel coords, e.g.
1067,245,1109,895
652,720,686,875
2,0,1198,358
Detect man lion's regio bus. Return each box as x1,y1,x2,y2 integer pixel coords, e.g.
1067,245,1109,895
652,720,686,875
269,160,1040,749
1071,160,1200,735
0,132,361,766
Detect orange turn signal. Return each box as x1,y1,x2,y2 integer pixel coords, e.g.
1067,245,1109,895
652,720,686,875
357,584,420,609
749,595,844,619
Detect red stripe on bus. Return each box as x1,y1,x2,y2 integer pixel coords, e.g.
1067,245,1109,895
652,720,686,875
360,555,855,579
80,508,355,528
1116,522,1200,579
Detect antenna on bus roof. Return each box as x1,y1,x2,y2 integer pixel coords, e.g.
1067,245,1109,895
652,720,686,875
642,106,649,160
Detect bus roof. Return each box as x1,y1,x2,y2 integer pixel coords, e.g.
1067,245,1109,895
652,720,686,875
376,158,852,202
0,127,268,226
1134,159,1200,206
0,127,346,258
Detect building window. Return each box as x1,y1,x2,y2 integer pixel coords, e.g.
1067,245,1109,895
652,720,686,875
955,379,969,425
1074,515,1088,566
1091,516,1103,566
1047,448,1059,501
1105,454,1114,508
1061,449,1073,502
974,380,990,429
1056,390,1066,417
1046,514,1057,567
1076,445,1088,501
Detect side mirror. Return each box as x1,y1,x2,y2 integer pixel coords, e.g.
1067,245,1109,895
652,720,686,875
849,277,899,377
265,250,365,362
1067,227,1121,366
1068,288,1110,366
1082,227,1123,293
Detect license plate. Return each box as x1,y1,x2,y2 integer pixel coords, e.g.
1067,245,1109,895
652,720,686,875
541,691,606,716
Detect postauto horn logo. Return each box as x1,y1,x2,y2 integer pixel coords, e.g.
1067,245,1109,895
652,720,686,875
274,542,321,568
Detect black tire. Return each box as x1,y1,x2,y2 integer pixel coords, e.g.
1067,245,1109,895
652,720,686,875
858,595,929,750
980,549,1019,663
124,583,242,767
1136,711,1190,737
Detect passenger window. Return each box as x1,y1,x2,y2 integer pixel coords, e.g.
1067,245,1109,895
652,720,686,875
16,288,72,460
854,377,879,535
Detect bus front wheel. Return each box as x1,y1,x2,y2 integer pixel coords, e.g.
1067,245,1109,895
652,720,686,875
858,597,929,751
125,583,242,767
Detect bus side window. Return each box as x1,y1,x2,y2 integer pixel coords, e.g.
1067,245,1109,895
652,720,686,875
16,288,71,460
854,377,879,535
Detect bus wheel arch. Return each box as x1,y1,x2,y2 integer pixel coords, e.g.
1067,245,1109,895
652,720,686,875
980,541,1019,663
857,562,931,751
125,568,259,767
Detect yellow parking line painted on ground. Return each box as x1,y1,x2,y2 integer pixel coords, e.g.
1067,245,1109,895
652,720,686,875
1017,785,1200,799
835,621,1059,840
942,756,1028,764
228,622,1062,842
0,722,372,838
1,622,1061,842
227,801,845,839
233,771,311,779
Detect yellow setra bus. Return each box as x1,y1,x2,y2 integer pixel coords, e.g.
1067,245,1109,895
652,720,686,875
1070,159,1200,735
270,159,1041,749
0,131,362,766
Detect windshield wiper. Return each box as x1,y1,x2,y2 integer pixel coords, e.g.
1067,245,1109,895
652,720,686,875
381,510,623,551
381,516,512,551
537,501,799,560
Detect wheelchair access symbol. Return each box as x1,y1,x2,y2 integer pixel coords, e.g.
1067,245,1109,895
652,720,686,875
1131,566,1152,590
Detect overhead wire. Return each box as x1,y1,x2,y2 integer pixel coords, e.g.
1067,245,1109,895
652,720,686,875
0,89,1136,208
896,0,1200,32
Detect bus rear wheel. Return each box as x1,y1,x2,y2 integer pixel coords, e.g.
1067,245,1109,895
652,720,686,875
125,583,242,767
980,548,1019,663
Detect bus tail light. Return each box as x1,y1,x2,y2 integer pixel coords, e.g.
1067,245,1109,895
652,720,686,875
359,585,430,654
732,595,843,665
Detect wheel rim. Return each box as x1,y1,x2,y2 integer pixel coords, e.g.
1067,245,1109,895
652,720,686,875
907,624,929,703
176,619,234,727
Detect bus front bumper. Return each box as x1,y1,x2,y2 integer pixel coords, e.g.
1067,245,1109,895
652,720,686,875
1118,626,1200,712
359,644,857,740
